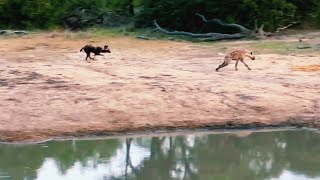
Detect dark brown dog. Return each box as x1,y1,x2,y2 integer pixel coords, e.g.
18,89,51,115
80,44,111,62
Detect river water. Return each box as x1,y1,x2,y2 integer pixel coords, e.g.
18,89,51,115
0,129,319,180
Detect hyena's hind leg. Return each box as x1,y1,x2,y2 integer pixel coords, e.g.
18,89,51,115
216,56,231,71
235,60,239,71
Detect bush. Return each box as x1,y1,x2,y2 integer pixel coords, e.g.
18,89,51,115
0,0,319,30
0,0,54,29
137,0,301,32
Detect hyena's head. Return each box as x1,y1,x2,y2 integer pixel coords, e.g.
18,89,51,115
245,50,255,60
103,45,111,53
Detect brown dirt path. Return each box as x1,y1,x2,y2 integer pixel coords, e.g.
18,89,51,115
0,32,319,142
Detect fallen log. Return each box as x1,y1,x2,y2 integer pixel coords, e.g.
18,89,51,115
144,14,292,41
0,30,28,36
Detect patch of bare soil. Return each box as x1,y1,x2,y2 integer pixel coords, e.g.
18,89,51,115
0,32,319,142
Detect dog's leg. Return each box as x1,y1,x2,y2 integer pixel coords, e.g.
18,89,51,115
91,54,97,60
90,53,94,60
85,53,91,63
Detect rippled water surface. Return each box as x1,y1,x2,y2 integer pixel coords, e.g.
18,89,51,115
0,129,320,180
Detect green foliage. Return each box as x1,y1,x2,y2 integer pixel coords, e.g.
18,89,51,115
310,0,320,25
0,0,135,29
136,0,301,32
243,0,296,31
0,0,319,30
0,0,54,29
288,0,320,22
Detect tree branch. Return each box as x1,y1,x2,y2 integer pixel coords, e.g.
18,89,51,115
154,20,246,41
195,13,251,34
275,22,300,33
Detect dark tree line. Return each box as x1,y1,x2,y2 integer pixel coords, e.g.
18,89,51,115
0,0,319,31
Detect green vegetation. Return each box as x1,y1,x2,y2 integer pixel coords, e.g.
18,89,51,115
251,41,317,54
198,40,319,55
0,0,319,31
252,41,294,52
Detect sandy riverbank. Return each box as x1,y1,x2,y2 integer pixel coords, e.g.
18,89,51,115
0,31,319,142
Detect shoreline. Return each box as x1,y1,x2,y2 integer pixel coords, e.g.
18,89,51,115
0,118,319,143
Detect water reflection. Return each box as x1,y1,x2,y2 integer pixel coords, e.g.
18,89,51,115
0,130,320,180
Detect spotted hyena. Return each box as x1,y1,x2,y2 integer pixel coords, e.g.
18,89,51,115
216,49,256,71
80,44,111,62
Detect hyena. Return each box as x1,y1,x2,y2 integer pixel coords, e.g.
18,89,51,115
80,44,111,62
216,49,256,71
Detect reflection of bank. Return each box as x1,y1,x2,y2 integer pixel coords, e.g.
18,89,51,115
0,172,10,179
36,140,150,180
270,170,315,180
232,131,253,138
1,130,320,180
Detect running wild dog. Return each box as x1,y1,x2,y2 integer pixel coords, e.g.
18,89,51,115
216,49,256,71
80,44,111,62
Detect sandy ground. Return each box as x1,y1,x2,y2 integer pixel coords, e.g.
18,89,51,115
0,32,319,142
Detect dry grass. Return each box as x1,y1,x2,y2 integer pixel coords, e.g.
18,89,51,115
291,64,320,72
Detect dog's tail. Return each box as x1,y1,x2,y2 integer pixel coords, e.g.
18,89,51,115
80,47,84,52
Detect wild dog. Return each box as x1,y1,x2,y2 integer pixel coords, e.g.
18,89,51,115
216,49,256,71
80,44,111,62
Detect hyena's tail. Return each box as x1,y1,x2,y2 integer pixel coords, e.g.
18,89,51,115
217,52,226,56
